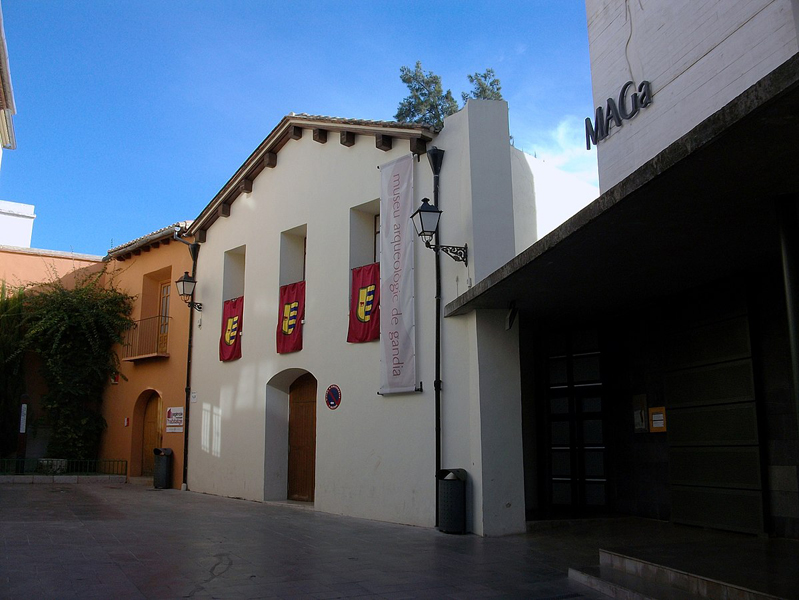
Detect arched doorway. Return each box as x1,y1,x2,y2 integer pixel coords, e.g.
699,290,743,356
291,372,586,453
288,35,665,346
141,392,163,476
287,373,317,501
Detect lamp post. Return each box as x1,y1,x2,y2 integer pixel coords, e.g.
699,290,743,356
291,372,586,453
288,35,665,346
411,147,467,528
173,229,201,490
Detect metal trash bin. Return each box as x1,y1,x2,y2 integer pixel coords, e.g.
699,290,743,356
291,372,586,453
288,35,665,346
153,448,173,489
437,468,466,534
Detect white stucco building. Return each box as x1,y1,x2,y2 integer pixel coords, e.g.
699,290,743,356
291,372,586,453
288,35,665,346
184,101,597,535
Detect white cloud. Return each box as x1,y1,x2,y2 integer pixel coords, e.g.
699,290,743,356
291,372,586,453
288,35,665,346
528,116,598,188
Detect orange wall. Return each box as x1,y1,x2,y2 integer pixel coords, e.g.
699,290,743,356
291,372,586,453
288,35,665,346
0,247,103,287
99,238,195,489
2,249,105,459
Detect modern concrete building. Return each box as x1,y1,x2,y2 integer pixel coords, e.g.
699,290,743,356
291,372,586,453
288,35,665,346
184,102,597,535
100,222,195,489
587,0,798,193
0,0,15,161
447,0,799,538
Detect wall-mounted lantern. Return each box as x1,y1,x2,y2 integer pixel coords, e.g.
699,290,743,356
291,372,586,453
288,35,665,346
175,271,202,311
410,197,468,266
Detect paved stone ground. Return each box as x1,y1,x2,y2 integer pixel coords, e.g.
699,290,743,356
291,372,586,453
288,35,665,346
0,483,606,600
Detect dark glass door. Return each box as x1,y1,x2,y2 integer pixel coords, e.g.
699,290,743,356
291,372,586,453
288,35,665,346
543,329,608,515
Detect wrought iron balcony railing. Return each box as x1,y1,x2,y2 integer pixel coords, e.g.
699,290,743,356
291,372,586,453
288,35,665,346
0,458,128,476
122,315,171,360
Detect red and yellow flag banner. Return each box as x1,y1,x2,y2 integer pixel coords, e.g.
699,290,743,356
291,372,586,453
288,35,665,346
219,296,244,361
276,281,305,354
347,262,380,343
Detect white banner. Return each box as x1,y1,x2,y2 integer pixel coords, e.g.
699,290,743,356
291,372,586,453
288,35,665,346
379,155,416,394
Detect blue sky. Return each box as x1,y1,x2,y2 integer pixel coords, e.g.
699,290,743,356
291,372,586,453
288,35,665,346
0,0,596,256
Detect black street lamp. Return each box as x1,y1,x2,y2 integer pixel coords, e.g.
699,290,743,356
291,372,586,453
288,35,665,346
410,198,468,266
175,271,202,311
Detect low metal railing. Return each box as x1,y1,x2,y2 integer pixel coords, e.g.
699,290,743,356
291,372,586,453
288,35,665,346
122,315,171,359
0,458,128,476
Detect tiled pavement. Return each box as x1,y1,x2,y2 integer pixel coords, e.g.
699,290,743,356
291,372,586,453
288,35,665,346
0,483,607,600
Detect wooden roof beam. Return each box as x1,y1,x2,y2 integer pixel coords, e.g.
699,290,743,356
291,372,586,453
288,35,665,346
313,128,327,144
410,136,430,155
340,131,355,147
376,134,392,151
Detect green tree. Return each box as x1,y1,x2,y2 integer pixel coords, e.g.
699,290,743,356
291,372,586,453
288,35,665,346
395,63,503,129
21,268,134,459
395,61,459,129
461,68,503,104
0,282,26,457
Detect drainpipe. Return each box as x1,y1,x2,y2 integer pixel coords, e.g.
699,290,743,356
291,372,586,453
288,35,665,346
183,241,200,488
428,147,445,527
777,195,799,441
174,229,200,490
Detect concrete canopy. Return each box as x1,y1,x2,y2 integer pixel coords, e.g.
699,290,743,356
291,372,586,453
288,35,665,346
446,53,799,321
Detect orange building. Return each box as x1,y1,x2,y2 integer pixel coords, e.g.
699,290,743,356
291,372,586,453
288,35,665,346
0,246,104,459
0,245,103,288
99,222,195,489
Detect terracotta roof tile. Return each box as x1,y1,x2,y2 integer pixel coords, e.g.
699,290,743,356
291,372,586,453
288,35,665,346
106,220,193,258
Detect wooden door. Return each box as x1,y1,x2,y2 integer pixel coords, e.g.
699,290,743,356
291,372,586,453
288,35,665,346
141,393,162,476
288,373,317,501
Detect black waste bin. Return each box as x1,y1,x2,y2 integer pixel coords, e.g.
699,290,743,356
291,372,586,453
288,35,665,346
437,468,466,534
153,448,173,489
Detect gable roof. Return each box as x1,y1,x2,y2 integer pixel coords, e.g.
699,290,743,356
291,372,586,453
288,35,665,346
187,114,437,240
107,221,193,261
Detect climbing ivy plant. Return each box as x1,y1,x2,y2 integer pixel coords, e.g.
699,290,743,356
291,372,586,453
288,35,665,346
21,268,134,459
0,282,26,457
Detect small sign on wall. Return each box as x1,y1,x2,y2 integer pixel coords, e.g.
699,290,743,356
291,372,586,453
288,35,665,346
649,407,666,432
325,385,342,410
166,406,185,433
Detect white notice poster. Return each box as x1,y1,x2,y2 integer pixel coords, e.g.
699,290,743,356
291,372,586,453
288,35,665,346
379,154,416,394
166,406,185,433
